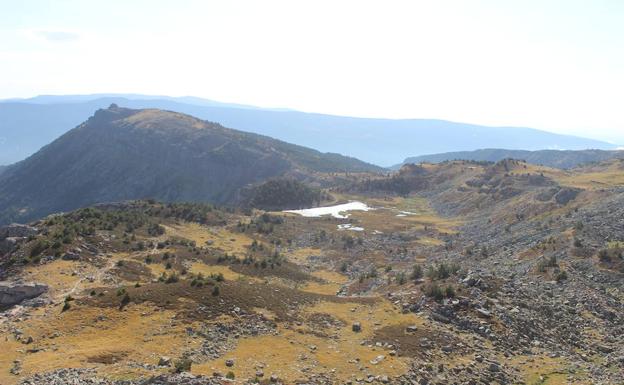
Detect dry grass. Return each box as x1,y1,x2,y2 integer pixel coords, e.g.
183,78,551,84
510,355,590,385
188,262,254,282
193,299,419,383
298,270,348,295
0,303,194,384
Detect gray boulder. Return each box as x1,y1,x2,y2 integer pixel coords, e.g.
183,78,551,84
0,282,48,307
0,237,18,255
0,224,38,239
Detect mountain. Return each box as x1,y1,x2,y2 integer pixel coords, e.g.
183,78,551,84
0,105,380,224
0,94,616,166
396,148,624,169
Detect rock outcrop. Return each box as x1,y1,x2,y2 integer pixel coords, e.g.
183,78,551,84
0,282,48,307
0,224,38,256
0,223,38,238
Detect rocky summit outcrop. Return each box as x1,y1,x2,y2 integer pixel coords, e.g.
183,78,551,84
0,224,38,238
0,224,37,256
0,282,48,307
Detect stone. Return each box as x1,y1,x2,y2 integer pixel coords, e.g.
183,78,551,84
406,325,418,333
0,237,18,255
0,224,38,239
370,355,385,365
352,322,362,332
0,282,48,307
62,253,80,261
225,359,234,367
158,356,172,366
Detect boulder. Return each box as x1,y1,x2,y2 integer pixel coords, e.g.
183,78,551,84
158,356,172,367
352,322,362,332
0,224,38,239
62,252,80,261
0,237,18,255
0,282,48,307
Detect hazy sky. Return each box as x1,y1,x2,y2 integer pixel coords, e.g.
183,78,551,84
1,0,623,143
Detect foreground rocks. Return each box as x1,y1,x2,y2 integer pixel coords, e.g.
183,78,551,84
0,282,48,307
0,224,38,258
21,369,222,385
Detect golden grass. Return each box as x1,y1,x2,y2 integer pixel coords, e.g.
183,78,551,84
163,222,258,256
285,247,323,265
509,355,590,385
0,303,194,384
193,299,419,383
299,269,347,296
189,262,254,282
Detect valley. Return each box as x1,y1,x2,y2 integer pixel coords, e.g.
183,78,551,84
1,159,623,384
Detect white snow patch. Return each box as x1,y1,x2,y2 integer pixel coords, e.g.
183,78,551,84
284,201,372,219
337,224,365,231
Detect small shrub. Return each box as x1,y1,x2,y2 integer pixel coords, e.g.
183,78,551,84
598,249,611,263
173,358,192,373
424,283,444,302
410,264,423,280
119,293,131,310
165,273,179,284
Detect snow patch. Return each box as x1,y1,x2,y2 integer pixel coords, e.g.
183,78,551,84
337,224,364,231
284,201,372,219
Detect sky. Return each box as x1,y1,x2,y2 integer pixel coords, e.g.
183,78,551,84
1,0,623,144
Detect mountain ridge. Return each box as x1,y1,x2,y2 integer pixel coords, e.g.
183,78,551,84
395,148,624,169
0,94,615,166
0,105,380,224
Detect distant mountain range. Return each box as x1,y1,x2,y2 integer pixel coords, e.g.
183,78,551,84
396,148,624,169
0,94,616,166
0,105,379,224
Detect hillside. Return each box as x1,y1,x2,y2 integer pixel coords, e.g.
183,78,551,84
396,148,624,169
1,158,623,384
0,105,379,224
0,95,616,166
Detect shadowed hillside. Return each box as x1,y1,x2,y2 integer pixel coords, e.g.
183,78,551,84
0,105,380,224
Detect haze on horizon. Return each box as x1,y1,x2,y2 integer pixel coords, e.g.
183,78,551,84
1,0,623,144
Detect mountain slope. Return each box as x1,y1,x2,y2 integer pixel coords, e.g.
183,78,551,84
0,105,379,224
396,148,624,169
0,95,616,166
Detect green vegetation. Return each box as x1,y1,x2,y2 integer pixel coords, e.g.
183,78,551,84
410,264,423,280
245,178,322,210
537,255,558,273
173,358,192,373
425,262,460,280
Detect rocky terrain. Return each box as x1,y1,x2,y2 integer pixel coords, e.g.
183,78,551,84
0,159,623,384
